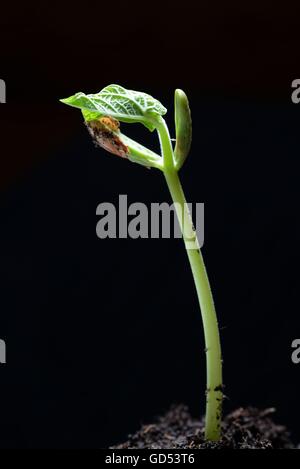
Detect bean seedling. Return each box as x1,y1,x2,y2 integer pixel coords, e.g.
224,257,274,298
61,85,223,441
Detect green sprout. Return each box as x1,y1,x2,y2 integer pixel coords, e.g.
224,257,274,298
60,84,223,441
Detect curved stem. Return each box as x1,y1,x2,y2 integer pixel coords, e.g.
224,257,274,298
156,118,174,170
157,119,223,441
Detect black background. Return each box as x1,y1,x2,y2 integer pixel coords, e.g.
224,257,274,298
0,1,300,448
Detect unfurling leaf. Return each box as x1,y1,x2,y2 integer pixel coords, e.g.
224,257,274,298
174,89,192,170
60,84,167,131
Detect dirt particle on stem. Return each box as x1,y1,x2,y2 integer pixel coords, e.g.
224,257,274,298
214,384,224,393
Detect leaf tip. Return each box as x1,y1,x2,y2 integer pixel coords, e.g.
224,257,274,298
175,89,189,105
59,96,73,105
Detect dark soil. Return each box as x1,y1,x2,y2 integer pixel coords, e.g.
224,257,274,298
112,405,295,449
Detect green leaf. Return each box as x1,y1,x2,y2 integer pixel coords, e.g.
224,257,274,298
81,109,103,122
174,89,192,170
60,84,167,131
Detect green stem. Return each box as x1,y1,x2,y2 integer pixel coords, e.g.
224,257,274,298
157,119,223,441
